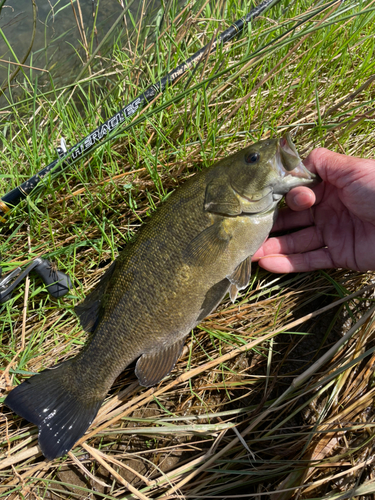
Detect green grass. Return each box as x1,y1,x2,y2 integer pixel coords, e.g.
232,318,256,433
1,0,375,498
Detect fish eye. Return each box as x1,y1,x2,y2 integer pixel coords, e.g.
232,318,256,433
245,152,260,164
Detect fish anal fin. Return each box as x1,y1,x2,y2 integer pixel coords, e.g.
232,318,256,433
4,362,102,460
135,339,185,388
184,222,230,266
228,256,252,303
75,261,116,332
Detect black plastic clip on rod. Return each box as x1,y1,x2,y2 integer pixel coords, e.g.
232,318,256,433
0,258,73,304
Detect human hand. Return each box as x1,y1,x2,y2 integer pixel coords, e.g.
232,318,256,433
253,148,375,272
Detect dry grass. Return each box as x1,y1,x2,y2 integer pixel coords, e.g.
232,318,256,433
1,0,375,498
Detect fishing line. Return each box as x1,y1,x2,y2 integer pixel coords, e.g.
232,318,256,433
0,0,281,222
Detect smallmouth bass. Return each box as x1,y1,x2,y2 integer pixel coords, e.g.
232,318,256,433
5,134,319,459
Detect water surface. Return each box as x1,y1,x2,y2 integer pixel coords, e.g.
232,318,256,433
0,0,159,96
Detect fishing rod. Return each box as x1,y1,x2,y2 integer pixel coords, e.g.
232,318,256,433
0,257,72,304
0,0,280,222
0,0,281,303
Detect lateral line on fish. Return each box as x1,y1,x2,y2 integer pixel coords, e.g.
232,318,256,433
5,133,321,459
75,282,375,449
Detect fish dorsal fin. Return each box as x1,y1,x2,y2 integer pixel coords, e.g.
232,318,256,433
74,262,116,332
204,178,241,216
227,256,252,303
135,339,186,387
184,222,230,266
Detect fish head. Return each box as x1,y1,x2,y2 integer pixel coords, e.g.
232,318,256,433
224,133,319,214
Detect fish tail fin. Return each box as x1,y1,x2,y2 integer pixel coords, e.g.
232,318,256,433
5,361,102,460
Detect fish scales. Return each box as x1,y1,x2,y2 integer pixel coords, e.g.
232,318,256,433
5,134,319,460
74,172,270,382
75,176,212,381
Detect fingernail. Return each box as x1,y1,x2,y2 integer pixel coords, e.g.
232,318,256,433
293,192,311,207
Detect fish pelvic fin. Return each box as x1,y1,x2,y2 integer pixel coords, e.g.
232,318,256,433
5,361,102,460
228,256,252,303
229,283,239,303
135,338,185,387
228,256,252,290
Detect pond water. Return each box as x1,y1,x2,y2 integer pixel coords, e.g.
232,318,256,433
0,0,160,97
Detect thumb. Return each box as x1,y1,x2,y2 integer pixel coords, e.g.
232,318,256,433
303,148,375,189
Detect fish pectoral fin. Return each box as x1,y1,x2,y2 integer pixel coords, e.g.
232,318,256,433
204,178,241,216
135,339,185,388
75,261,116,332
228,256,252,303
184,222,230,265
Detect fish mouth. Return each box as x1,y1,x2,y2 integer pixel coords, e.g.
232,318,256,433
276,133,316,181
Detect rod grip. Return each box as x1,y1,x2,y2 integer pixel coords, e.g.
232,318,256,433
33,259,73,298
0,200,10,222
